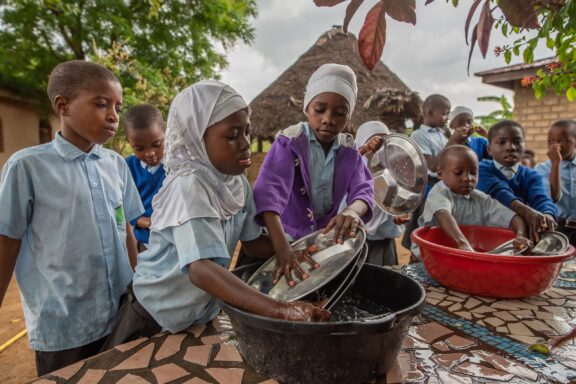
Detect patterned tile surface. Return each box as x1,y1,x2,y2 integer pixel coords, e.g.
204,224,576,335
32,262,576,383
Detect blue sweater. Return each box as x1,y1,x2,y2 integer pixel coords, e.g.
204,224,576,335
478,159,557,217
126,155,166,243
467,137,490,161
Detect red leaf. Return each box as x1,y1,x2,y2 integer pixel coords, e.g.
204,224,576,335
476,0,494,58
465,0,483,45
498,0,540,29
343,0,365,32
425,0,435,4
467,26,478,74
358,1,387,70
313,0,347,7
383,0,416,25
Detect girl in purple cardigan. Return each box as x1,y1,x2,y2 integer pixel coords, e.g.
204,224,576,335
253,63,374,286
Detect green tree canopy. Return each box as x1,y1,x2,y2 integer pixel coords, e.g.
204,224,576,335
0,0,257,111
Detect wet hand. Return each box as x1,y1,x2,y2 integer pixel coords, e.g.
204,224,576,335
544,214,557,232
276,301,331,322
358,136,384,156
457,242,474,252
273,248,310,287
324,209,362,244
513,236,532,252
393,213,411,225
521,207,549,242
451,125,473,142
548,143,562,164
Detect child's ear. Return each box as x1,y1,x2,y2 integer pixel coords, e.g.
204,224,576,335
54,95,70,116
437,168,443,179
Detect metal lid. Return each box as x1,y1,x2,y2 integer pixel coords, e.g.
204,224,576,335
247,228,366,302
367,134,428,215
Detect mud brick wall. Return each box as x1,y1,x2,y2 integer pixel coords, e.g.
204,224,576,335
513,85,576,162
245,152,267,186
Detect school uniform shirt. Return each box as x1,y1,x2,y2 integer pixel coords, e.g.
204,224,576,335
125,155,166,243
478,159,557,217
253,123,374,239
410,124,449,178
411,181,516,256
466,136,490,161
535,156,576,220
133,176,261,333
0,133,144,351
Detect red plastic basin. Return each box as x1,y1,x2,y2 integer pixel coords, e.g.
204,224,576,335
411,225,575,298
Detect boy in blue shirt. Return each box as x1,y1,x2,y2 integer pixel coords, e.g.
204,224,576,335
124,105,166,250
535,119,576,245
0,60,143,376
478,120,557,242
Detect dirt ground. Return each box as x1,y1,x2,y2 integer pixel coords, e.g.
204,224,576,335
0,238,411,383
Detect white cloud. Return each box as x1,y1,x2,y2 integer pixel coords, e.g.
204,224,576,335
221,0,553,117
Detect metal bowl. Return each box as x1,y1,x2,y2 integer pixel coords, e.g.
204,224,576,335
367,134,428,215
247,228,366,302
531,231,570,255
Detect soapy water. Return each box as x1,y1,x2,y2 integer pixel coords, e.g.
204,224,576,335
330,292,392,322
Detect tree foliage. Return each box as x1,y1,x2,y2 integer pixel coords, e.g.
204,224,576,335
0,0,257,150
475,95,514,129
314,0,575,100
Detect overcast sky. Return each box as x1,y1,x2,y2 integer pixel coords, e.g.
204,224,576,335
221,0,553,117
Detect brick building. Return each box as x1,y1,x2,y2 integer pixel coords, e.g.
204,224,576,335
476,58,576,162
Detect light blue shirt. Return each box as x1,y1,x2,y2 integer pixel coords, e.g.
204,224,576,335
133,177,262,333
412,181,515,257
494,160,519,180
410,125,449,178
0,133,144,351
303,123,340,220
535,157,576,219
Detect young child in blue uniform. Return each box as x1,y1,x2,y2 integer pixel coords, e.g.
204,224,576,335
411,145,530,258
447,106,490,161
535,119,576,245
478,120,557,242
100,80,330,350
0,61,143,376
124,105,166,250
354,121,410,265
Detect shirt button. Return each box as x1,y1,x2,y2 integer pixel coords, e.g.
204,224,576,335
92,182,98,187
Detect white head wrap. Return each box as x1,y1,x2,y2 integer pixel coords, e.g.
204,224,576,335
151,80,249,230
449,106,474,122
354,121,390,147
303,63,358,114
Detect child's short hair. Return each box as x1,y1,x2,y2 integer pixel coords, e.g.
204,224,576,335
487,119,524,142
123,104,165,132
438,144,477,169
47,60,119,106
551,119,576,135
422,94,450,114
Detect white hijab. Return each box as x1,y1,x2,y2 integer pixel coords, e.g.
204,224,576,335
151,80,249,230
354,121,390,147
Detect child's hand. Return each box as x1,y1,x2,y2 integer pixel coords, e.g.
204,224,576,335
276,300,331,322
548,143,562,164
457,242,475,252
136,216,151,229
513,236,532,252
451,125,473,142
473,125,488,137
273,247,317,287
543,214,558,232
324,208,363,244
358,135,384,156
520,207,553,242
393,213,411,225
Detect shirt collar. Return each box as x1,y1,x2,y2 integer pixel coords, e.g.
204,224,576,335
53,132,103,161
303,123,341,152
493,160,518,173
141,160,161,174
562,155,576,167
422,124,442,133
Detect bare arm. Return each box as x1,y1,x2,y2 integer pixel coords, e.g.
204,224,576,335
261,211,309,286
423,154,440,174
126,224,138,270
241,234,275,259
0,235,21,307
548,144,562,202
509,214,532,250
510,200,549,242
187,259,329,321
434,210,473,251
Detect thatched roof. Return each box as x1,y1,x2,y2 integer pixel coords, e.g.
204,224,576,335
250,27,420,139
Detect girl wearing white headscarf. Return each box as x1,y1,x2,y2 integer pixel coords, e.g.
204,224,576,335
448,106,490,161
101,81,329,351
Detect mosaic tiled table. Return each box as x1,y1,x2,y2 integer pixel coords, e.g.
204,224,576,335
32,262,576,384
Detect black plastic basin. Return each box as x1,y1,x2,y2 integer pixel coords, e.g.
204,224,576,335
223,263,426,384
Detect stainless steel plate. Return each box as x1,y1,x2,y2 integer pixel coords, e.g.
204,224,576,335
368,134,428,215
531,231,569,255
485,239,528,256
247,228,366,302
323,243,368,310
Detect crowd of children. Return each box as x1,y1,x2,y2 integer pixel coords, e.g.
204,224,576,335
1,59,575,376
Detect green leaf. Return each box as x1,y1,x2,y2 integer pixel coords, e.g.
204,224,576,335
567,87,576,102
504,49,512,64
